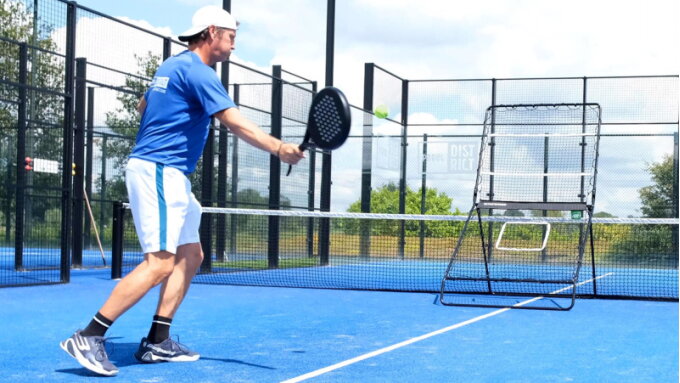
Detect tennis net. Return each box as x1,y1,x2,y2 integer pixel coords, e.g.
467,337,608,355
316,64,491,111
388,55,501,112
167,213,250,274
113,205,678,300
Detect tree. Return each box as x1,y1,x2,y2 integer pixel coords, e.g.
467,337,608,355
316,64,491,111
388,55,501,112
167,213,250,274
639,154,676,218
1,0,65,239
346,182,458,215
607,155,677,265
234,188,290,208
342,183,461,237
101,53,159,203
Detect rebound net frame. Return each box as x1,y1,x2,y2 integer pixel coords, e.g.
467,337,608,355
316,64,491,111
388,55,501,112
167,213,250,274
439,103,603,310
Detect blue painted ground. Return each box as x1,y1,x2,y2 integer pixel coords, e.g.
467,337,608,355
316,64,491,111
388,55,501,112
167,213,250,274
3,248,678,299
0,269,677,383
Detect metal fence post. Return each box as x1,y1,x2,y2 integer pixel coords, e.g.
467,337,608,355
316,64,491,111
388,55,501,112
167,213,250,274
199,125,215,273
486,78,497,264
360,63,374,259
215,56,231,262
100,135,107,236
541,135,549,262
268,65,283,269
673,132,679,255
318,0,337,267
84,86,95,249
71,57,87,268
229,84,240,254
398,78,409,259
162,37,172,61
583,77,598,294
111,201,123,279
307,81,318,258
419,133,428,259
14,43,28,272
60,2,77,282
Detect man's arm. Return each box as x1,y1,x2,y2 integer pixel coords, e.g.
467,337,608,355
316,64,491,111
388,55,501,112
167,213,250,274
136,96,147,115
214,107,304,165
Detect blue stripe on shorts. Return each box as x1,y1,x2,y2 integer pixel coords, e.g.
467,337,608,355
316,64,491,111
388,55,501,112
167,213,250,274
155,163,167,250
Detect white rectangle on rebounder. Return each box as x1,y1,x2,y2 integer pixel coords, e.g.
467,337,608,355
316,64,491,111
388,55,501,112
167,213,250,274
495,221,551,252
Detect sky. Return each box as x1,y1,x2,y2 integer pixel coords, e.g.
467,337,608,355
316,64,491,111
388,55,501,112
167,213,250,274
38,0,680,215
69,0,679,102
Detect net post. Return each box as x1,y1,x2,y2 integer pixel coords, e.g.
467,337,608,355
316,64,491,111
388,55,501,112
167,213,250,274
111,201,124,280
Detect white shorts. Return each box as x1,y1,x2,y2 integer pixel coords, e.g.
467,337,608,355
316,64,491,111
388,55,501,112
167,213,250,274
125,157,202,254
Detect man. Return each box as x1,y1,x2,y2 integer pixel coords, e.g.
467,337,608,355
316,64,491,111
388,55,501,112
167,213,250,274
60,5,303,376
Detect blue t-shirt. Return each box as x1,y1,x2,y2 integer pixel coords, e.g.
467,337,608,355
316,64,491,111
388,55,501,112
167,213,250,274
130,50,235,174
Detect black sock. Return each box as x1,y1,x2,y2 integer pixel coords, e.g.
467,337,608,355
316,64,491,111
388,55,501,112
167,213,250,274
81,312,113,337
147,315,173,344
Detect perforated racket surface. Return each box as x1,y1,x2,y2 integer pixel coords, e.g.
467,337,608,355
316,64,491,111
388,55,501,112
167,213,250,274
287,87,351,175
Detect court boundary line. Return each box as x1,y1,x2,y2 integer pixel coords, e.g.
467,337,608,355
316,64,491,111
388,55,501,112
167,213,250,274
279,272,614,383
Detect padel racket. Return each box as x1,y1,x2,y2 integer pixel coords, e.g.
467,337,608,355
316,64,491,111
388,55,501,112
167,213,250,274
286,86,351,176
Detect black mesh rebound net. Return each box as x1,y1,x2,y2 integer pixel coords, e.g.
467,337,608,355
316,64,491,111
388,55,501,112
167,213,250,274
439,104,603,310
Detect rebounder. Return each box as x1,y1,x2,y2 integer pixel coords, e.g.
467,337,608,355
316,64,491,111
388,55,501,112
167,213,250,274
440,104,602,310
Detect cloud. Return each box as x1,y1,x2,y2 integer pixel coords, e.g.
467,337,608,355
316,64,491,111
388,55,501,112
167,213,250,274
220,0,678,107
175,0,220,6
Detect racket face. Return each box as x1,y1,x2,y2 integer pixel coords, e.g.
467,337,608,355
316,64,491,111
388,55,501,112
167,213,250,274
308,87,351,150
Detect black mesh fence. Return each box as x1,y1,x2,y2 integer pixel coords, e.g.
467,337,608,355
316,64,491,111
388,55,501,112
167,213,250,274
116,206,678,300
1,1,677,296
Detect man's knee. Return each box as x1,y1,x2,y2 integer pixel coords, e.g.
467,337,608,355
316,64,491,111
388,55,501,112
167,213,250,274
178,243,204,266
146,251,176,282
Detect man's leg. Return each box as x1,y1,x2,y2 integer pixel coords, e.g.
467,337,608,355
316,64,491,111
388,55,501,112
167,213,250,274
99,250,178,321
60,250,176,376
155,243,204,319
135,243,203,363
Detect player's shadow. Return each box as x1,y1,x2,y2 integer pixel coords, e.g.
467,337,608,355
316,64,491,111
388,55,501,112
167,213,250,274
200,357,276,370
56,340,275,376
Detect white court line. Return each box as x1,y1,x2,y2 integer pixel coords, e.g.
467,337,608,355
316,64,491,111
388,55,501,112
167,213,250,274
279,272,614,383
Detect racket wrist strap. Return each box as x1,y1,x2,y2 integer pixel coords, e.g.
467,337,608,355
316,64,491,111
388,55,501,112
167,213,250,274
275,142,283,157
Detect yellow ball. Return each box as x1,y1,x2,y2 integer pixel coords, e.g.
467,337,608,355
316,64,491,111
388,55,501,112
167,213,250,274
374,104,389,119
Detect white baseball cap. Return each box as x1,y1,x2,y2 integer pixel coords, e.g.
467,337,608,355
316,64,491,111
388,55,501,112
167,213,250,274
178,5,239,42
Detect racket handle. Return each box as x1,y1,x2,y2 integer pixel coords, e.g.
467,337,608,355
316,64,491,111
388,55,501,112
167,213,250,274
286,143,310,176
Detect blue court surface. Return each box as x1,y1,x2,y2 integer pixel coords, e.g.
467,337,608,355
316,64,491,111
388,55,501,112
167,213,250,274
0,268,677,383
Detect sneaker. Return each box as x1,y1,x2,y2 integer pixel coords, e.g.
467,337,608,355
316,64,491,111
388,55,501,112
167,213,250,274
60,330,119,376
134,337,200,363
